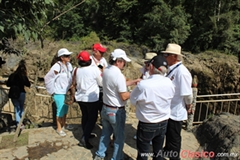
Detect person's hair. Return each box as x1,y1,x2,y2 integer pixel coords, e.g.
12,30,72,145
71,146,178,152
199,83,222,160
109,55,125,65
78,59,92,67
177,54,183,61
152,66,167,75
14,60,27,77
50,52,61,67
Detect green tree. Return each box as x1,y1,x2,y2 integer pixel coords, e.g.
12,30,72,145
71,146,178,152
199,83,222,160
133,0,190,51
0,0,55,42
183,0,240,54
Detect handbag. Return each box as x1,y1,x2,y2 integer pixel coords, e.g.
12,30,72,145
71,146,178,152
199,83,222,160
8,85,21,99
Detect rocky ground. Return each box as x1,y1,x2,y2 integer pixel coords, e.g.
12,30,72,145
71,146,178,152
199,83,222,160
0,113,200,160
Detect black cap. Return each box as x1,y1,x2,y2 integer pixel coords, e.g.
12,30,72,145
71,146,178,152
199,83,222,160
150,55,168,70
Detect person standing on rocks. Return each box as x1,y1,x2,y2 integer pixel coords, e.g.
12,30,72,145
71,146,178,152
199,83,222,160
49,48,74,137
6,60,31,128
70,51,102,149
133,52,157,141
94,49,140,160
91,43,108,122
162,43,193,160
130,55,175,160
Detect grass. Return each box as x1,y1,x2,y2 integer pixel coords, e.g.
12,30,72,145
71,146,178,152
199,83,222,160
0,132,29,149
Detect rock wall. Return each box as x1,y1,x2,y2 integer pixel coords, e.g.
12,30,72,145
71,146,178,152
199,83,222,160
194,112,240,160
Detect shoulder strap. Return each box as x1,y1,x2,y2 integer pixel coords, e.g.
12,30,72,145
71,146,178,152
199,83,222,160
56,62,61,73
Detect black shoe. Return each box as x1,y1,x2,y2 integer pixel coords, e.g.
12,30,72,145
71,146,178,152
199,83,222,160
85,141,93,149
78,138,86,147
78,138,93,149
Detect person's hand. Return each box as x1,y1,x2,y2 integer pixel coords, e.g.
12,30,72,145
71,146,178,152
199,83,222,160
134,78,141,85
186,104,193,115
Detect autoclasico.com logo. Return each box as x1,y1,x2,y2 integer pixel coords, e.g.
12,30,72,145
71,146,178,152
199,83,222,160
141,150,239,158
180,150,238,158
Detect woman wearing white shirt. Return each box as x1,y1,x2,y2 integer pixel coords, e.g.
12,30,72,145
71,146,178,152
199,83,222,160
72,50,102,149
51,48,73,137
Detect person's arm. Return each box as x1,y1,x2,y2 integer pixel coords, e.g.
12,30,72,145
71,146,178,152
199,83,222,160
24,76,31,87
119,91,130,101
126,79,141,86
184,95,193,114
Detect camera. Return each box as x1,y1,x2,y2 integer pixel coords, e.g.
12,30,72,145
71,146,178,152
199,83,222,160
98,64,103,69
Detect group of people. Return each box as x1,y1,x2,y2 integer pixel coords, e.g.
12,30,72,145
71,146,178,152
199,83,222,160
6,42,193,160
48,43,193,160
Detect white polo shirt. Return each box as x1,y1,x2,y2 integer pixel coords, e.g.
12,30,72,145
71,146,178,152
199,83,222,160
130,75,175,123
167,61,192,121
74,65,102,102
52,62,73,94
102,65,128,107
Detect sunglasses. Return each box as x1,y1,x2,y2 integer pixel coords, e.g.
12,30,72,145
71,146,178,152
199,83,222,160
63,55,71,58
163,53,170,57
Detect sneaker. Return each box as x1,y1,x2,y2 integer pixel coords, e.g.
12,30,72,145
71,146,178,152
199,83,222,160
63,125,74,130
56,130,66,136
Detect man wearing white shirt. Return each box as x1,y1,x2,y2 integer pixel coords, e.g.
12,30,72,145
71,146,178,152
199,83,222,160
130,55,175,160
91,43,108,116
162,43,193,160
94,49,140,160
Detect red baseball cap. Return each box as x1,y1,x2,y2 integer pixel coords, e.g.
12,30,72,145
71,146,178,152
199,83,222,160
92,43,107,53
77,51,90,62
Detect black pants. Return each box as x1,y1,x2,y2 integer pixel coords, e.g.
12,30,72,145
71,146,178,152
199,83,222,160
164,119,183,160
98,91,103,113
137,120,168,160
78,101,99,142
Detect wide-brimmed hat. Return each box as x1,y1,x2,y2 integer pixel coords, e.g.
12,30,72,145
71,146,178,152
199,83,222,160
145,52,157,60
0,57,6,65
161,43,183,56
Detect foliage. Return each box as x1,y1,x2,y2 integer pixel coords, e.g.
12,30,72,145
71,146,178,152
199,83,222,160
0,0,239,55
0,0,55,42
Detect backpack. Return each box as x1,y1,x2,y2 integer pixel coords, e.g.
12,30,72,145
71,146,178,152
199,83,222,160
44,62,61,95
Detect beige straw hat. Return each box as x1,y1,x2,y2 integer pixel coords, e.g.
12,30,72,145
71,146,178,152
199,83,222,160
161,43,183,56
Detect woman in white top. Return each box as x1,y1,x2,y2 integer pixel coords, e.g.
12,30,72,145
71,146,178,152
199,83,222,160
71,50,102,149
51,48,73,137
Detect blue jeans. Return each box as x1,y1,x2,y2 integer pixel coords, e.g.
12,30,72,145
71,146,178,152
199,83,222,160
95,105,126,160
137,120,168,160
11,92,26,124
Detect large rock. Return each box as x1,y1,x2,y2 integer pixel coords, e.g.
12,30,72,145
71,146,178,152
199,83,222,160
194,112,240,160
